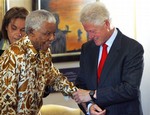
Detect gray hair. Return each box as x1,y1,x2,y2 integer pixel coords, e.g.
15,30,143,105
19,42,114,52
25,10,56,34
80,2,110,26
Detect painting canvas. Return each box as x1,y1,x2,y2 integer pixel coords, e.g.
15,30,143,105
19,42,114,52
39,0,96,61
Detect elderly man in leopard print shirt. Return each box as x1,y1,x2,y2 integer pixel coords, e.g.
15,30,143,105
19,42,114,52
0,10,77,115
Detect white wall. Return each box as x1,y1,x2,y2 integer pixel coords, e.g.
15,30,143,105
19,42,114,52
136,0,150,115
101,0,136,39
99,0,150,114
6,0,32,11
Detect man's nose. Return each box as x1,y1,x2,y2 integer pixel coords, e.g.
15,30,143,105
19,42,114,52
49,34,55,41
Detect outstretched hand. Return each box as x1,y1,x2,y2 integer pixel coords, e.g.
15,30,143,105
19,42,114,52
72,89,91,104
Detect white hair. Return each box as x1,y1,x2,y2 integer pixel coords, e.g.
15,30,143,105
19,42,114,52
25,10,56,34
80,2,110,25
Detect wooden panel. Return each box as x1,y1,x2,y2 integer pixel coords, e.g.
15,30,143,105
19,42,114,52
0,0,5,28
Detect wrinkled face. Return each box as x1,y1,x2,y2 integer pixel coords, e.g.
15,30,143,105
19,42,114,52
32,21,56,51
6,18,26,44
82,20,110,46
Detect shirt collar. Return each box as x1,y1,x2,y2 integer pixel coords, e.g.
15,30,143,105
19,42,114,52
105,28,118,52
21,36,38,57
22,36,50,59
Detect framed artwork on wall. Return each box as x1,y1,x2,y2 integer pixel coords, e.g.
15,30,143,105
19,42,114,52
2,0,97,62
37,0,96,62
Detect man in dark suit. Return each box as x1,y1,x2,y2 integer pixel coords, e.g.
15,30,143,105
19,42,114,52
72,2,144,115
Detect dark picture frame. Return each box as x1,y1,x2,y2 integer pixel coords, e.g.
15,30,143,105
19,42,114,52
34,0,96,62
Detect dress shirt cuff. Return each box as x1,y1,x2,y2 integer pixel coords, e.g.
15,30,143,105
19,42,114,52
87,102,93,115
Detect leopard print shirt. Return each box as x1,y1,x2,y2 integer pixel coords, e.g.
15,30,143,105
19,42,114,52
0,37,77,115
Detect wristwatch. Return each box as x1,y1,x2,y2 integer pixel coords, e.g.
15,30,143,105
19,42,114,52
89,90,96,102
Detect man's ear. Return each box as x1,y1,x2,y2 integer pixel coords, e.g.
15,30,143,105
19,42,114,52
104,19,110,27
104,19,111,31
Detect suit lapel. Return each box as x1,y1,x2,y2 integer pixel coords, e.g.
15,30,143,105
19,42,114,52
89,42,99,88
98,29,122,86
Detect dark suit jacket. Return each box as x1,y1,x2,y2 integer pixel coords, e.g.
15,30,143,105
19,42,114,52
75,28,144,115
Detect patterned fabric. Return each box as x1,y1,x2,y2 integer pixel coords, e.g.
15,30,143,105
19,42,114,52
0,37,77,115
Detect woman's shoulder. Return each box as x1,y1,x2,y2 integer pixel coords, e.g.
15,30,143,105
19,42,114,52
0,39,10,50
